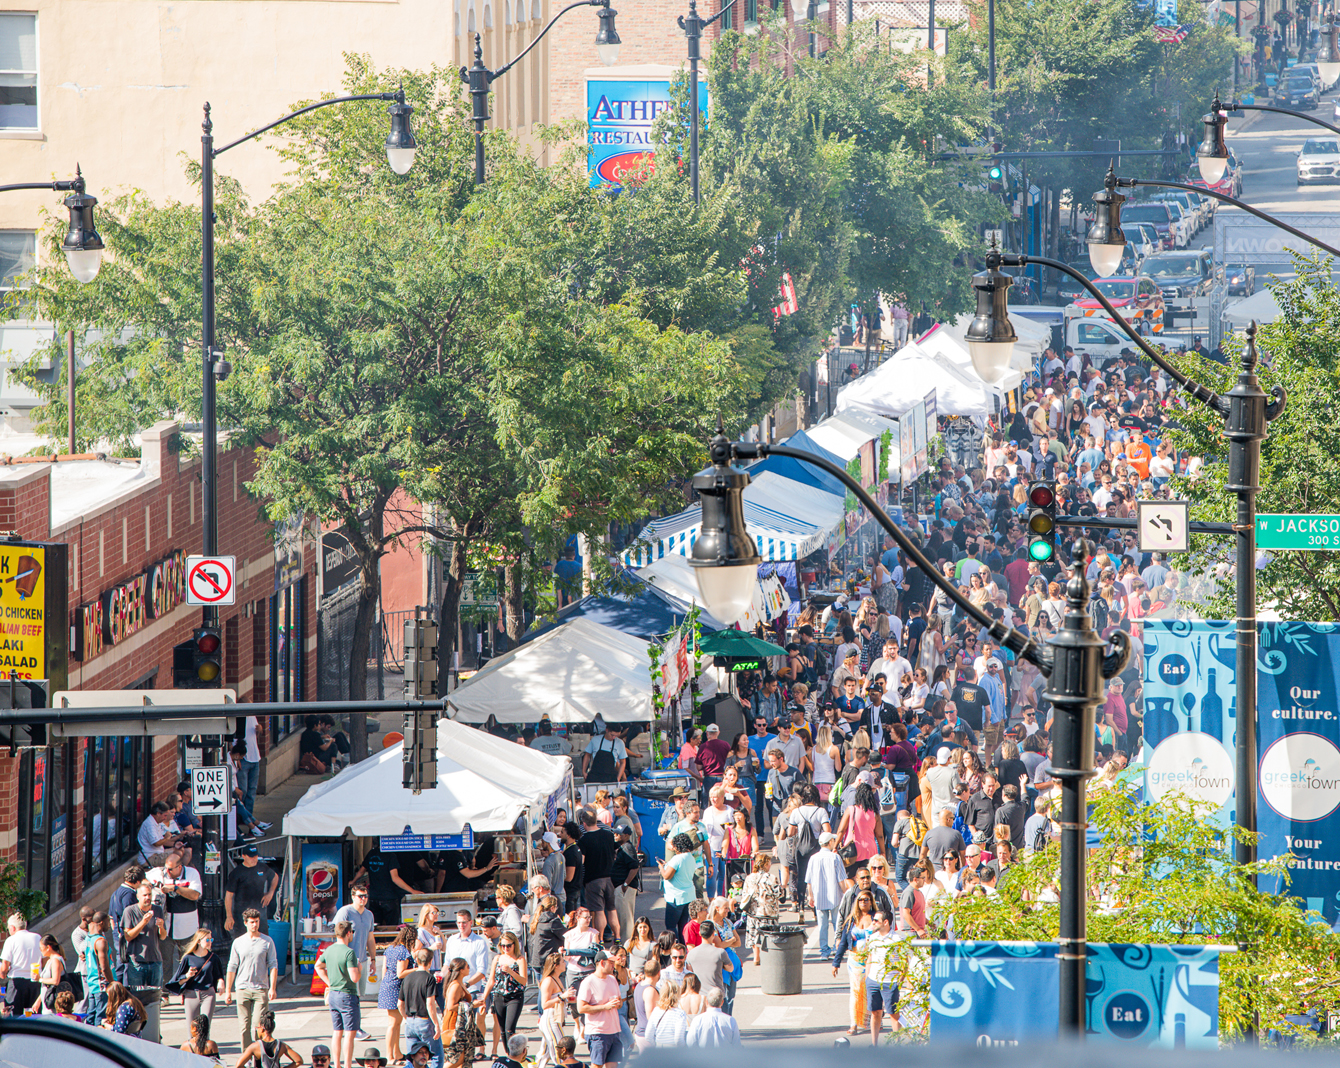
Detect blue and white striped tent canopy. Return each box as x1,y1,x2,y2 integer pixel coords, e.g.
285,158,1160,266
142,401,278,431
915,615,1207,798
620,472,841,568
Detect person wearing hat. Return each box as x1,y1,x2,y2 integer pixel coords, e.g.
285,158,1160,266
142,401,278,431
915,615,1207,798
539,832,566,915
406,1041,432,1068
804,831,847,960
577,950,624,1068
763,720,805,773
696,722,733,802
922,746,960,821
311,1045,333,1068
657,787,691,842
357,1047,388,1068
609,822,641,945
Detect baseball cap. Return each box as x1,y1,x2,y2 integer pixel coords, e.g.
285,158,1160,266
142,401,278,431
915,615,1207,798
481,915,499,929
242,844,259,857
612,823,631,837
819,831,837,845
705,723,720,734
594,949,616,963
541,832,560,850
937,747,951,765
313,1047,332,1059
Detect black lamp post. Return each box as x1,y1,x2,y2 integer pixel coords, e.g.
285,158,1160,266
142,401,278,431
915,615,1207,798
688,424,1130,1036
968,237,1287,881
462,0,621,186
678,0,744,203
0,168,105,283
1198,89,1340,161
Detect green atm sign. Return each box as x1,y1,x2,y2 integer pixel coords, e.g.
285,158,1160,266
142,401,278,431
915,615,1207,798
1256,514,1340,550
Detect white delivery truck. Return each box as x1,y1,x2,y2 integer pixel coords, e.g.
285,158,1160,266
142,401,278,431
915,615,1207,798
1009,305,1134,366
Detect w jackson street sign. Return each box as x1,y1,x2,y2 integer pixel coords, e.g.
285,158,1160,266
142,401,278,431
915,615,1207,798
1256,514,1340,551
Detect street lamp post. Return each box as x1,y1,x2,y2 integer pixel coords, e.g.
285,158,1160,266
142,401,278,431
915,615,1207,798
966,235,1287,878
462,0,621,186
0,169,106,283
687,426,1130,1036
679,0,744,203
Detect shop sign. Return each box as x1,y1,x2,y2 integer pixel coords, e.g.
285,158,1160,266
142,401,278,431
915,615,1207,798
74,549,186,661
586,75,708,189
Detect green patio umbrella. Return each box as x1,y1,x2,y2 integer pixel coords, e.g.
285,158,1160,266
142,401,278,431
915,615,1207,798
696,629,787,658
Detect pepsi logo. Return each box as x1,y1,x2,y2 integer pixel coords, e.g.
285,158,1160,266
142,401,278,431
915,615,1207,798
310,868,335,890
596,151,654,184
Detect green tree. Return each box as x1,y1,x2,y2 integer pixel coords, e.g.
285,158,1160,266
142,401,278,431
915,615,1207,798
1167,255,1340,620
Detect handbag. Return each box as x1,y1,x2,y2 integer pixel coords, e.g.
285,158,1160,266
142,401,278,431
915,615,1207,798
838,842,858,862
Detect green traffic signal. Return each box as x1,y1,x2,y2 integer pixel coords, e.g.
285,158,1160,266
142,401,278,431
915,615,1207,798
1029,537,1054,562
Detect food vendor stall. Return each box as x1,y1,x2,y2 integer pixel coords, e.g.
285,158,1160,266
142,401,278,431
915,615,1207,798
281,719,573,982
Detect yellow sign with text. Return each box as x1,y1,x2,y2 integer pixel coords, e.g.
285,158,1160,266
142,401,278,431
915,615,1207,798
0,544,45,679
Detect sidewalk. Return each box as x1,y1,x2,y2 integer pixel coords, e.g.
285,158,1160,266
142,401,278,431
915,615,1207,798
158,889,857,1056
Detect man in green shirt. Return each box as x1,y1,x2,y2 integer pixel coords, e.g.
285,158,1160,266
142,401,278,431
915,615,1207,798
316,920,362,1068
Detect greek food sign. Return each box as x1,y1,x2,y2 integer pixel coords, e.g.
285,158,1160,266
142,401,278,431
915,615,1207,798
586,69,707,188
1143,620,1340,924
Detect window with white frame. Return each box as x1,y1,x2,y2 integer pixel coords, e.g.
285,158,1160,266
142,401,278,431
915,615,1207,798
0,231,34,291
0,13,37,130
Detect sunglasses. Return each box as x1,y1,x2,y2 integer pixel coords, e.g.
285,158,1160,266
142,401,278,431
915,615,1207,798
671,955,686,961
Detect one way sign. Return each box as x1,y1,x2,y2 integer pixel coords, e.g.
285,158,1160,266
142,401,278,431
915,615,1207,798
191,765,233,816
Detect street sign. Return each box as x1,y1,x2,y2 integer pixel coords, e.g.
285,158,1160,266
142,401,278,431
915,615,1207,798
1256,514,1340,550
191,765,233,816
985,229,1004,249
1138,500,1189,553
459,572,498,609
50,688,237,738
186,555,236,606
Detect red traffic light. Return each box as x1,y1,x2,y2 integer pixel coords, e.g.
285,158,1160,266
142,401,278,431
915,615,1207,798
1029,484,1055,508
196,631,221,655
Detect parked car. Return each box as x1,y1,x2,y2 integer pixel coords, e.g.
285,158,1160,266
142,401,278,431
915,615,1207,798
1121,201,1177,250
1141,249,1214,303
1130,221,1163,256
1055,261,1098,304
1221,262,1256,296
1297,137,1340,185
1161,202,1193,248
1294,62,1325,91
1275,72,1320,110
1072,276,1166,334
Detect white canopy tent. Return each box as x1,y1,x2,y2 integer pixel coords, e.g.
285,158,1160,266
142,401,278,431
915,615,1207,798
837,342,1016,420
804,408,902,461
447,617,652,724
1222,287,1281,326
637,551,791,630
620,472,838,567
282,719,571,836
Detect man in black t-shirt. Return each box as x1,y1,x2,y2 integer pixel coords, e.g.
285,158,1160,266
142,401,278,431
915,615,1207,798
577,810,619,941
950,668,990,732
560,822,584,919
224,845,278,934
350,847,414,925
398,949,440,1063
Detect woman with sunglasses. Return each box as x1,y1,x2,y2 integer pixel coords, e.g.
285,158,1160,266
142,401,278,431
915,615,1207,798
482,931,527,1058
831,890,877,1036
535,952,567,1068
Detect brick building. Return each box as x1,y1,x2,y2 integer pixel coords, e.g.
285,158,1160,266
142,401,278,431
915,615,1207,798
0,419,316,932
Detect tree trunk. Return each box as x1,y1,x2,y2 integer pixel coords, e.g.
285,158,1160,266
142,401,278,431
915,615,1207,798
345,501,386,763
503,561,525,643
438,524,471,691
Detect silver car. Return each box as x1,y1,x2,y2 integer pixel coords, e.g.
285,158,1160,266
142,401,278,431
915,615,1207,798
1298,137,1340,185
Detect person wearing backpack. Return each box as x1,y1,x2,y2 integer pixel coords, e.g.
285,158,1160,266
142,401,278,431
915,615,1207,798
1023,797,1053,855
889,809,925,891
787,785,831,918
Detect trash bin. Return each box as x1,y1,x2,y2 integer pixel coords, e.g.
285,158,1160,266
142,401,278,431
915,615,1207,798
758,923,806,995
131,986,161,1043
630,781,682,865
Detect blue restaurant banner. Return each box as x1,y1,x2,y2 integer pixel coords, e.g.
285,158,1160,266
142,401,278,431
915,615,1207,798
929,941,1223,1046
1142,621,1340,924
587,77,708,188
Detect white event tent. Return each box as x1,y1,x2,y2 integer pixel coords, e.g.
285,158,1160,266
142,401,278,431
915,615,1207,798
282,719,571,837
1222,287,1281,326
447,617,652,724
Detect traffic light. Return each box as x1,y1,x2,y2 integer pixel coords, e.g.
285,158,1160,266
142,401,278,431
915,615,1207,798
404,619,438,700
173,626,223,688
402,705,437,793
0,679,48,750
988,163,1004,194
1027,480,1057,563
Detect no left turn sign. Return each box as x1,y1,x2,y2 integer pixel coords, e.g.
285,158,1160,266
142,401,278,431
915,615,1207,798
187,555,237,606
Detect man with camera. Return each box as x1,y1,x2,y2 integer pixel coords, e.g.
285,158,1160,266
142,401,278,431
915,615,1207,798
147,851,203,978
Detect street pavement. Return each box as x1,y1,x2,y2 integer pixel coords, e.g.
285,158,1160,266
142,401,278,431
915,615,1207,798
155,773,862,1057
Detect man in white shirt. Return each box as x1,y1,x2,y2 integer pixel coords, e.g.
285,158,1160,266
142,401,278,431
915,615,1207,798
138,801,181,865
923,748,961,818
866,639,913,708
686,988,741,1046
238,715,262,815
972,641,1005,681
147,851,203,977
443,909,493,998
700,787,734,899
0,913,42,1014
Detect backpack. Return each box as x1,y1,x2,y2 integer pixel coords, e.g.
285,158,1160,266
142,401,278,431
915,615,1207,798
794,810,819,857
1031,820,1050,854
907,815,928,848
829,774,847,810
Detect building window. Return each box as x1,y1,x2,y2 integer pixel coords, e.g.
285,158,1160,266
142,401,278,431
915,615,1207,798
16,744,72,916
746,0,759,21
0,230,34,291
84,735,151,887
0,14,37,131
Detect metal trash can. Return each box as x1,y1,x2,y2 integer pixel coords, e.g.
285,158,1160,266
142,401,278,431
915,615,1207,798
758,923,806,995
131,986,161,1043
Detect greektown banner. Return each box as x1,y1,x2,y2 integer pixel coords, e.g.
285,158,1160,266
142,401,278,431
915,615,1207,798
1143,620,1340,924
929,941,1223,1046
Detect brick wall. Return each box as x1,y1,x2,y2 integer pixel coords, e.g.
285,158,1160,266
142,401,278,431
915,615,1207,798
0,421,318,905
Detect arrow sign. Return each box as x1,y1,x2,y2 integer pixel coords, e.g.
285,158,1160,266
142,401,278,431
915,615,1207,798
1137,500,1189,554
187,555,237,606
191,765,233,818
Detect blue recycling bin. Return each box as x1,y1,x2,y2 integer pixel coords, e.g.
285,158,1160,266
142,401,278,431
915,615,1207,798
631,788,675,865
